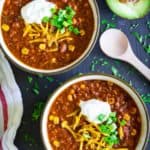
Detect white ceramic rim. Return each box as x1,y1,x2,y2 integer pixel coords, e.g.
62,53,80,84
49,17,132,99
41,74,149,150
0,0,100,75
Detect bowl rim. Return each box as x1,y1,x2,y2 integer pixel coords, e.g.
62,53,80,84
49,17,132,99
0,0,100,75
41,73,150,150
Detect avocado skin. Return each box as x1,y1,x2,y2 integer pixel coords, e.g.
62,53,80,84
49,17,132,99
106,0,150,20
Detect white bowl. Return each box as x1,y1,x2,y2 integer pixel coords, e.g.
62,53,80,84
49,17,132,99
0,0,100,75
41,74,149,150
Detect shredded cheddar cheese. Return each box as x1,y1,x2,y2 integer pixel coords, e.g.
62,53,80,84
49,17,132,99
60,110,128,150
23,23,73,52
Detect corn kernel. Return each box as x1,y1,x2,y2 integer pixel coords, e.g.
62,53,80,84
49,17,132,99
131,129,137,136
70,89,75,94
80,29,85,36
68,45,75,52
21,47,29,55
123,113,130,121
51,58,57,63
61,121,68,128
53,116,59,125
53,140,60,147
80,84,86,89
67,94,73,101
39,44,46,50
49,115,54,121
119,126,124,139
2,24,10,32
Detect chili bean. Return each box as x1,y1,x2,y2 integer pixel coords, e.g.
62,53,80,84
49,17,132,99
123,126,130,138
62,0,68,3
59,43,67,53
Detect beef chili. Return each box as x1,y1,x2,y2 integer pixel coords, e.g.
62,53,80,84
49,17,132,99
1,0,94,69
48,80,141,150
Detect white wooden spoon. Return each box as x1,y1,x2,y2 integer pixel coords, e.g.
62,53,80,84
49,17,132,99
100,28,150,81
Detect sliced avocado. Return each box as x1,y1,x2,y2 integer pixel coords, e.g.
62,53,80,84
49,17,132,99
106,0,150,19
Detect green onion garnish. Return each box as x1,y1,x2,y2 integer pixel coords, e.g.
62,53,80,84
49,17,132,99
120,119,127,126
98,114,105,121
42,6,80,35
32,101,45,121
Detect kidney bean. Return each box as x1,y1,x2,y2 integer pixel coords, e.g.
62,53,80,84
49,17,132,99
59,43,67,53
62,0,68,3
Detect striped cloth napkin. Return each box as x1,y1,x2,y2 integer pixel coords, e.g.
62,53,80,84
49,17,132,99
0,49,23,150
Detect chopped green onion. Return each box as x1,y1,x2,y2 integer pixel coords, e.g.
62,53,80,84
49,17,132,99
42,6,79,35
27,76,33,84
101,19,116,31
141,94,150,103
120,119,127,126
98,112,119,147
144,45,150,54
72,27,80,35
46,77,54,82
111,66,119,76
106,118,113,125
32,88,39,95
98,114,105,121
132,32,143,44
32,101,45,121
109,112,117,122
42,16,50,23
32,82,40,95
109,123,117,132
103,134,119,146
99,124,110,135
50,7,57,14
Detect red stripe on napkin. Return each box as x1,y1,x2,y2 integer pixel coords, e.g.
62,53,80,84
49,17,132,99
0,87,8,131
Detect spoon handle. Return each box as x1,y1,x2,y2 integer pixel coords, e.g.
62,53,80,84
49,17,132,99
125,50,150,81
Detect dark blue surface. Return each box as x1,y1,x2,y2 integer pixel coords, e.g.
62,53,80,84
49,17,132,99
13,1,150,149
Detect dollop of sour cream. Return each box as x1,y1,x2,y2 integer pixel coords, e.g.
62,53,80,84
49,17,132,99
21,0,56,24
80,99,111,124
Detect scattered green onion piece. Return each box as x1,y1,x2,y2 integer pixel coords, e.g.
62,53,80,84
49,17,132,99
73,27,80,35
42,16,50,23
111,66,119,77
32,82,40,95
106,118,113,125
27,76,33,84
103,134,119,146
46,77,54,82
120,119,127,126
50,7,57,14
144,45,150,54
42,6,79,35
132,32,143,44
32,88,39,95
98,114,105,121
141,94,150,103
32,102,45,121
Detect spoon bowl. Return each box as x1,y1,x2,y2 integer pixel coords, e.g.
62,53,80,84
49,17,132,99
100,29,128,58
100,28,150,81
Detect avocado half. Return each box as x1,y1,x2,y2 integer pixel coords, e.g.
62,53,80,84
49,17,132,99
106,0,150,19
